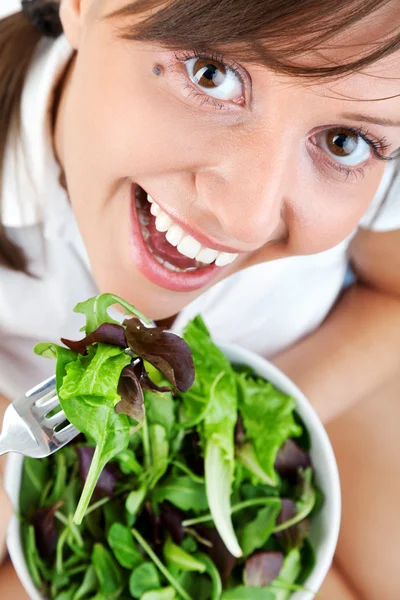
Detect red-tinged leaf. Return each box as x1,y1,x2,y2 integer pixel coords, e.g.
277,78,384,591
123,318,195,392
116,360,171,421
274,439,311,479
159,502,184,545
195,525,236,583
244,551,284,587
61,323,127,355
275,499,310,550
116,363,145,422
77,446,119,499
235,416,246,445
32,502,62,561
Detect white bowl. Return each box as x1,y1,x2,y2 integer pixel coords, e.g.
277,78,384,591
5,342,341,599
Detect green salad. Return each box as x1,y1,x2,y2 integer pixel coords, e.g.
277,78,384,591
20,294,321,600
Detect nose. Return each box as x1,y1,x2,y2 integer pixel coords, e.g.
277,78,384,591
195,132,291,246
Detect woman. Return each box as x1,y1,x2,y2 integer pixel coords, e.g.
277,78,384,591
0,0,399,597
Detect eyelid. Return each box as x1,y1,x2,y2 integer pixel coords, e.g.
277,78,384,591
174,49,251,108
309,124,394,162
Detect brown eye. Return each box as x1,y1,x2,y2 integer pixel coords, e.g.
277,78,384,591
192,58,227,88
326,129,358,157
184,56,243,101
314,128,371,166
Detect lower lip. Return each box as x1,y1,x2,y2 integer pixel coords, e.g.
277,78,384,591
129,185,222,292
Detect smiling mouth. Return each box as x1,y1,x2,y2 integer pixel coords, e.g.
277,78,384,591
134,186,239,273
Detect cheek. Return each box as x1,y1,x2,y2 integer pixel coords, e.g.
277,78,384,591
285,167,385,254
63,41,205,198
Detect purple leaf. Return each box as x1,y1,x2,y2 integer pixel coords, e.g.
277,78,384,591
61,323,127,354
235,416,246,445
275,499,310,550
274,439,311,478
244,551,284,587
116,360,171,421
77,446,119,498
195,526,237,583
131,360,172,394
32,502,62,561
123,318,195,392
159,502,184,545
116,363,145,422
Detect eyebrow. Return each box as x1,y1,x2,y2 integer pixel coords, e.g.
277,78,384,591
341,113,400,127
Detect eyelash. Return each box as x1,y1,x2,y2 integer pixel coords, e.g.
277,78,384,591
173,51,396,179
174,49,247,110
325,127,393,180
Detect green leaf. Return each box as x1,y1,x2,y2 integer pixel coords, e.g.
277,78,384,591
47,451,68,505
151,475,208,513
149,424,169,487
20,457,49,515
55,587,79,600
62,396,130,524
37,339,132,525
274,468,316,533
74,293,151,335
183,317,240,557
115,448,143,475
129,563,161,599
145,390,176,439
222,587,276,599
126,486,147,520
236,443,277,487
34,343,77,390
107,523,143,569
92,544,123,598
73,565,98,600
205,439,242,557
142,589,176,600
194,553,222,600
163,536,206,573
297,538,316,585
237,373,302,484
178,572,212,600
270,548,302,600
132,529,191,600
60,344,131,402
238,499,282,557
23,523,44,589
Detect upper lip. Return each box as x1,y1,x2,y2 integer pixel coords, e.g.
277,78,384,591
139,186,254,255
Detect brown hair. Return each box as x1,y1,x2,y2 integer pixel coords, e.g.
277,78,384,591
1,0,400,273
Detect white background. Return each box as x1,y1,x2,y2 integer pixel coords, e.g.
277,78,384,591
1,0,20,19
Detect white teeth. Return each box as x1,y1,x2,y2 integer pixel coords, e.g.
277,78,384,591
215,252,239,267
166,224,184,247
155,212,172,232
177,235,202,259
196,247,219,265
146,196,239,267
150,202,160,217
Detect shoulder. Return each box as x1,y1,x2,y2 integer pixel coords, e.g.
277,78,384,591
1,36,73,229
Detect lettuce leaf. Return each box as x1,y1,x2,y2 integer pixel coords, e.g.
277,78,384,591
237,373,302,484
74,293,151,334
183,317,241,557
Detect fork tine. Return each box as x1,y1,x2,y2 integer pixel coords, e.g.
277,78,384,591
46,409,68,428
54,423,79,445
36,396,60,415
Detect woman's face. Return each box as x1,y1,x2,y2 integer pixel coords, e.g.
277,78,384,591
56,0,400,319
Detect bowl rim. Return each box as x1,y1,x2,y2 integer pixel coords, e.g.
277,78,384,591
5,341,341,600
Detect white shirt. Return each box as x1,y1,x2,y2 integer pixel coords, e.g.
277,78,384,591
1,33,400,400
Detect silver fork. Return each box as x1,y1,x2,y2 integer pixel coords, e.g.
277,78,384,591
0,376,79,458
